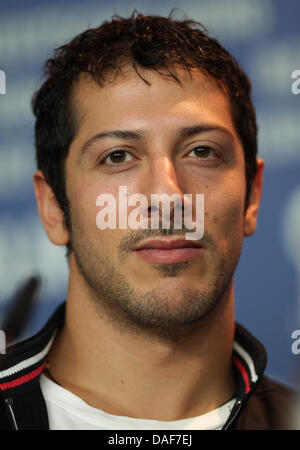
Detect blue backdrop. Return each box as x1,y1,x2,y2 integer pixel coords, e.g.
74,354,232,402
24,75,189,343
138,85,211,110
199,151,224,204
0,0,299,389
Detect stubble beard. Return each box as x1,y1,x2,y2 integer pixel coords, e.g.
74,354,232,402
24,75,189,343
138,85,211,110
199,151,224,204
68,217,243,341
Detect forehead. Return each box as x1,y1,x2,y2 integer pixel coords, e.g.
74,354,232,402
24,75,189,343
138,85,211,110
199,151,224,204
70,67,240,146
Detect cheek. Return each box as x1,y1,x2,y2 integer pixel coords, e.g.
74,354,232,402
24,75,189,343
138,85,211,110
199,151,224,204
70,175,122,228
69,176,130,255
205,178,246,237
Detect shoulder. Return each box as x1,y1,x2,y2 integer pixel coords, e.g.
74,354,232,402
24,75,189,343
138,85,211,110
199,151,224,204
236,376,300,430
255,375,296,399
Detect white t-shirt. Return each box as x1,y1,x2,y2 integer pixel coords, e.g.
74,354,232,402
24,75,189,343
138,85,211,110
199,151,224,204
40,373,236,430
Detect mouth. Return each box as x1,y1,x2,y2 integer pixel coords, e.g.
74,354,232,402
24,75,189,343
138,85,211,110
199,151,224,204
133,238,203,264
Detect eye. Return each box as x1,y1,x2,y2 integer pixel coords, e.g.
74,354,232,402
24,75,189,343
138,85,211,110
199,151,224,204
100,150,134,165
188,146,216,159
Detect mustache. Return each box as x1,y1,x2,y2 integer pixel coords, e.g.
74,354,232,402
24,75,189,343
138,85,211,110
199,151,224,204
118,226,216,255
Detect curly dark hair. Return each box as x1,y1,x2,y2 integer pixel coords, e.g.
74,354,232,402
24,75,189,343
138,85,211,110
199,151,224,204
32,11,258,253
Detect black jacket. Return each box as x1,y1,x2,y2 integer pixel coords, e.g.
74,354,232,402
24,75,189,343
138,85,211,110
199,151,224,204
0,302,297,430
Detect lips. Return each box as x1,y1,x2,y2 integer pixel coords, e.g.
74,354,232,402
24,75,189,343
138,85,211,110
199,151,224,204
134,239,202,251
133,238,203,264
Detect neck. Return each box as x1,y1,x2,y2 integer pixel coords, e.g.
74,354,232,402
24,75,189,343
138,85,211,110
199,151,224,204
46,264,236,421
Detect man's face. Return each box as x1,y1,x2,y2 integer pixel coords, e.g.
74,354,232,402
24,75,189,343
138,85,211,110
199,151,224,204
64,67,248,336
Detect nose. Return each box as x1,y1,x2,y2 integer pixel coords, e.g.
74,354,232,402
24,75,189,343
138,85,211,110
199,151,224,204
150,156,183,195
144,156,186,228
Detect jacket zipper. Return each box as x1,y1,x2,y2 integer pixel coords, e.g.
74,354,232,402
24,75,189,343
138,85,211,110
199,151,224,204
4,397,18,430
222,399,243,430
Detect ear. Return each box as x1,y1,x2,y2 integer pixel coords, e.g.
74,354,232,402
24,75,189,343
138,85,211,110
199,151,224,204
33,170,70,246
243,158,264,237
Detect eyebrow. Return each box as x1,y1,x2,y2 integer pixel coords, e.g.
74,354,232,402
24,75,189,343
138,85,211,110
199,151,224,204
80,124,235,155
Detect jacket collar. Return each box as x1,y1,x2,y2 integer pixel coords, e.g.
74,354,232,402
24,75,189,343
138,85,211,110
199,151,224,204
0,300,267,405
0,302,65,394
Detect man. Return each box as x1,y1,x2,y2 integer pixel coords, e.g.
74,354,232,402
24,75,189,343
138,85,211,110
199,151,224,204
0,12,297,430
